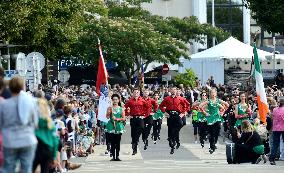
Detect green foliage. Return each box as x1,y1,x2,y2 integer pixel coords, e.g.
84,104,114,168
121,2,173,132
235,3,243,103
175,69,197,87
0,0,107,59
245,0,284,34
207,0,243,40
72,2,229,83
73,16,189,81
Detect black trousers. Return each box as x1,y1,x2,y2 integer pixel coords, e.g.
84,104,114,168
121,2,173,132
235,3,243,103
167,113,183,148
208,123,220,149
105,132,111,151
130,117,145,146
192,121,199,136
153,119,162,141
235,144,260,163
110,133,122,159
142,116,153,142
214,121,221,144
33,139,53,173
199,122,207,144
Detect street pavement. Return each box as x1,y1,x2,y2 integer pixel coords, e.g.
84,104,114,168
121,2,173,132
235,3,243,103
70,119,284,173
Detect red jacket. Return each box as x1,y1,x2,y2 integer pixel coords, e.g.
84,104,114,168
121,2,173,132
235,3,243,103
143,97,158,118
159,96,190,114
124,97,149,117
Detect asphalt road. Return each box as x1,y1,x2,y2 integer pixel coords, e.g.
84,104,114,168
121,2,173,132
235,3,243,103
71,120,284,173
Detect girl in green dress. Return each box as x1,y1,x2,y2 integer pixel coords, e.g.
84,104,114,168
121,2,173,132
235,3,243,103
106,94,126,161
234,93,252,129
193,91,208,148
152,92,164,144
199,88,228,154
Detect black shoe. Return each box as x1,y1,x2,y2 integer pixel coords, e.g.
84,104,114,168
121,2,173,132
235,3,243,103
176,143,180,149
158,135,161,140
270,161,276,165
201,143,204,148
115,157,122,161
170,148,174,154
144,145,147,150
132,150,137,155
110,158,115,161
209,148,215,154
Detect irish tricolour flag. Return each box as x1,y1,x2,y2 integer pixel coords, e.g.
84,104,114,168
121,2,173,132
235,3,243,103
253,44,269,124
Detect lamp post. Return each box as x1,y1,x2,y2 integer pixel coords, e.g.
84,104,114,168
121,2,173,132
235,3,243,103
212,0,215,46
273,37,276,72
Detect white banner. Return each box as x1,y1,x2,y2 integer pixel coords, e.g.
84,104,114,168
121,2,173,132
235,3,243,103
97,95,111,123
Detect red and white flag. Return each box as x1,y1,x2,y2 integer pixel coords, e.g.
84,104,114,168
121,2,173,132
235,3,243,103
96,43,108,95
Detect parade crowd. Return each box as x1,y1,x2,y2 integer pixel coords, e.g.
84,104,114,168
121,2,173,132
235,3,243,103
0,67,284,173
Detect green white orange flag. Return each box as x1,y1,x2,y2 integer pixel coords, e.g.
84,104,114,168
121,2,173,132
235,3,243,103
253,43,269,124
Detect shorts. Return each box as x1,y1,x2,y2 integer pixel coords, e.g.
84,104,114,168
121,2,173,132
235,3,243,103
61,150,67,161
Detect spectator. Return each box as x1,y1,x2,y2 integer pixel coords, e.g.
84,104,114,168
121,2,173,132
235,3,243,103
0,67,11,99
33,94,59,173
235,120,264,164
269,98,284,165
0,76,38,173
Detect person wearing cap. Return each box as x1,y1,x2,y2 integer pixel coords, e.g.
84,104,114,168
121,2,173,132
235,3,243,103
269,98,284,165
159,86,190,154
124,88,149,155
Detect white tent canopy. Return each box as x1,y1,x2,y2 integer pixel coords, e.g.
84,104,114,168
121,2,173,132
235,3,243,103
181,37,273,85
191,36,273,61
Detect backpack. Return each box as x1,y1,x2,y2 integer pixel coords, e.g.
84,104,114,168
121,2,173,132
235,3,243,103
256,124,268,140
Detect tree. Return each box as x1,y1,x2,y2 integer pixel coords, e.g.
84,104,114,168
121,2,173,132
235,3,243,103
245,0,284,35
73,17,189,84
174,69,197,87
0,0,107,59
73,2,229,84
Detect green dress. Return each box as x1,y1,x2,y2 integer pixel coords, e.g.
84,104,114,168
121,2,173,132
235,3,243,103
206,99,223,125
197,99,207,122
105,107,125,134
153,100,163,120
234,103,249,127
36,118,59,160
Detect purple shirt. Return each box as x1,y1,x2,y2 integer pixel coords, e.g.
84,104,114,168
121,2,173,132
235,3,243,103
272,107,284,131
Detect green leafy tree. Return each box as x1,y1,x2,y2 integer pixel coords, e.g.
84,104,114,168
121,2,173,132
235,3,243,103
0,0,107,59
73,3,229,84
174,69,197,87
245,0,284,34
73,17,188,84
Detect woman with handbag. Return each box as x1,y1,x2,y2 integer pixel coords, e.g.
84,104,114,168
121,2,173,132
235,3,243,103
235,120,264,164
106,94,126,161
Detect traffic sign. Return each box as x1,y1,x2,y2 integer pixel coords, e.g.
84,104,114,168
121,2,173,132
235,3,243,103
4,70,19,80
162,64,169,75
162,75,171,81
26,52,45,71
58,70,70,83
